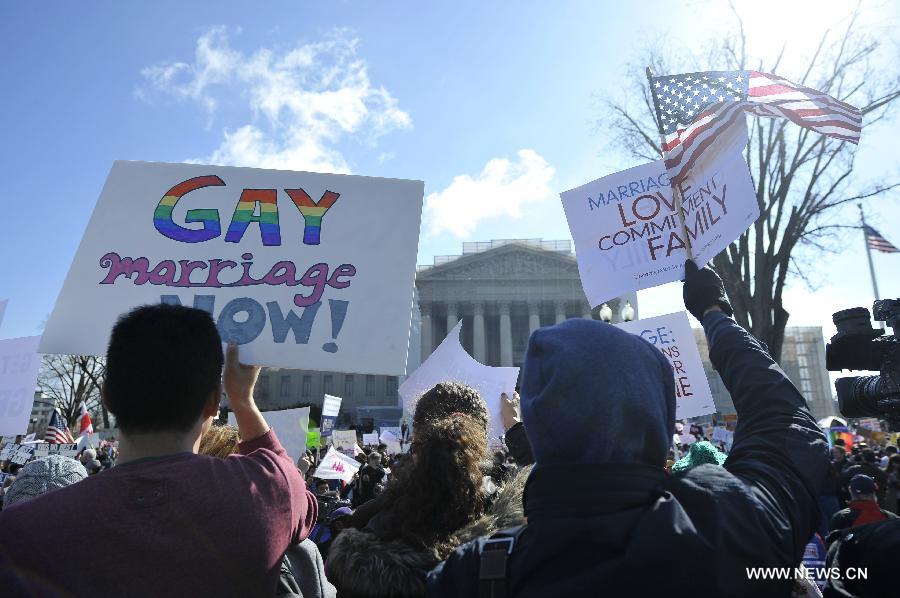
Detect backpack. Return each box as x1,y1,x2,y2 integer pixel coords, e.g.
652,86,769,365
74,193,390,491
476,525,526,598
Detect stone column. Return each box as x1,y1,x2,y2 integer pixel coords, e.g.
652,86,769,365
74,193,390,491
446,302,458,332
420,302,433,362
528,300,541,334
499,302,513,367
473,302,487,363
554,300,567,324
583,303,593,319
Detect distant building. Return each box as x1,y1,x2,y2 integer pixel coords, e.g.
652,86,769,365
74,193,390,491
28,392,54,437
693,325,836,420
256,239,637,425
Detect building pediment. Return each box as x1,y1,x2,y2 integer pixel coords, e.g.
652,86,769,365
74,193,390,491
416,243,579,280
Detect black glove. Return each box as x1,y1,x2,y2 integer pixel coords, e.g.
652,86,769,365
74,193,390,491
682,259,733,322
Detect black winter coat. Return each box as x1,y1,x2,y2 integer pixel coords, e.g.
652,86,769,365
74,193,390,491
426,311,830,598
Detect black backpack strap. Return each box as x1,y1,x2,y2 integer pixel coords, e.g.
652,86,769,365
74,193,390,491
478,525,526,598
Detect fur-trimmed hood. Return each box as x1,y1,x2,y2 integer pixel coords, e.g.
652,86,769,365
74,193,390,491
325,466,530,598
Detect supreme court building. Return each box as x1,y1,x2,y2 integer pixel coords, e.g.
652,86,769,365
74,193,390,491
254,239,638,425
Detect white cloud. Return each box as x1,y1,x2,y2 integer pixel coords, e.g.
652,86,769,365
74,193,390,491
139,27,410,173
424,149,556,238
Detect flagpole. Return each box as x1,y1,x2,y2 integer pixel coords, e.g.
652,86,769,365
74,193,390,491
858,203,880,301
646,66,694,260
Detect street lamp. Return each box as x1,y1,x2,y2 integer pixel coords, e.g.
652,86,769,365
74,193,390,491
599,303,613,322
621,301,635,322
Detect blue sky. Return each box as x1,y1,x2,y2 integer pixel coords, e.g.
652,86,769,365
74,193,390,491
1,0,899,347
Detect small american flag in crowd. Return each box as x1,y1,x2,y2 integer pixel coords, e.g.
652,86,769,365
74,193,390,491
865,225,899,253
45,410,75,444
650,70,862,183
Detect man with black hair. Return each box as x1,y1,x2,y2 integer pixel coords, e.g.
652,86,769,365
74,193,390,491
0,304,317,596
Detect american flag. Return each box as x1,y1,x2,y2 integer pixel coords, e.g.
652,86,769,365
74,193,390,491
865,225,899,253
650,70,862,183
45,410,75,444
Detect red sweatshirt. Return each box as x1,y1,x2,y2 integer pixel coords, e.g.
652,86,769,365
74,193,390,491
0,430,317,597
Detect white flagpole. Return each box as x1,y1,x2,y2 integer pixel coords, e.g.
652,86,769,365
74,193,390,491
858,203,880,302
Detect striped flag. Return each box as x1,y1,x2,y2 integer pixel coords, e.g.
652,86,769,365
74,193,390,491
78,401,94,436
45,410,75,444
865,225,899,253
650,70,862,183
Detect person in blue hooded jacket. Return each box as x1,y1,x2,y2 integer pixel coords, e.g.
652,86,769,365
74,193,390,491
426,260,829,598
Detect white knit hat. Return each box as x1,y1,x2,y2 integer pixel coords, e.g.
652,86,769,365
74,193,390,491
4,454,88,507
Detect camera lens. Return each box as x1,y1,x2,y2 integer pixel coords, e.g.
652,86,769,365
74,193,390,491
832,307,872,334
835,375,883,417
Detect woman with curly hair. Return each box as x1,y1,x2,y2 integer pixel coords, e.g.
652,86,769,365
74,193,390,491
326,381,529,598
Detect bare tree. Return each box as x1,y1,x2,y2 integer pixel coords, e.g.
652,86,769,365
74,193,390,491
602,4,900,360
37,355,104,431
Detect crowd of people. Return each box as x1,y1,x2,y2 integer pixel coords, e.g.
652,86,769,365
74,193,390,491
0,260,897,597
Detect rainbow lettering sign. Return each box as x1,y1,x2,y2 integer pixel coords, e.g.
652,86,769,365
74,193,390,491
41,160,424,374
225,189,281,246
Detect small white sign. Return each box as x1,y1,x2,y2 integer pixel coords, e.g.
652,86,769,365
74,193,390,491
315,446,361,483
0,335,42,436
228,406,310,463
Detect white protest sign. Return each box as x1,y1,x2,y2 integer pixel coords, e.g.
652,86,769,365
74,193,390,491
315,446,361,483
11,445,33,465
560,127,757,306
320,394,343,437
616,311,715,419
0,299,7,329
379,427,401,444
711,426,729,443
0,444,14,461
332,430,358,454
1,436,15,446
57,443,79,458
33,444,50,458
228,406,310,463
399,321,518,446
362,432,380,446
40,161,424,374
0,336,42,436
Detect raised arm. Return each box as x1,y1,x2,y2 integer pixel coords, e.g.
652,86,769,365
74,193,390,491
683,260,829,553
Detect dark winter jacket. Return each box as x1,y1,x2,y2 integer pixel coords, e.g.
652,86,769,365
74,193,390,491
830,499,898,533
426,311,830,598
325,466,530,598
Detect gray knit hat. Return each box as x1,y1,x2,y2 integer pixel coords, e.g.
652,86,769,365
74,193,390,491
4,454,88,508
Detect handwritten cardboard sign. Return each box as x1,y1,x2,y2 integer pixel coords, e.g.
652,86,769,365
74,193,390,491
40,161,424,375
616,311,715,420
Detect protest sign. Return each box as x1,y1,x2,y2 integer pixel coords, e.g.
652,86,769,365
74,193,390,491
228,406,309,462
306,427,321,449
0,299,6,329
332,430,358,454
11,445,33,465
320,394,343,437
379,427,401,444
399,321,518,447
616,312,715,419
0,472,9,486
315,447,361,483
362,432,380,446
34,444,50,458
0,444,14,461
711,426,729,443
1,436,15,446
40,161,424,375
560,128,757,306
57,443,79,458
0,336,42,437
